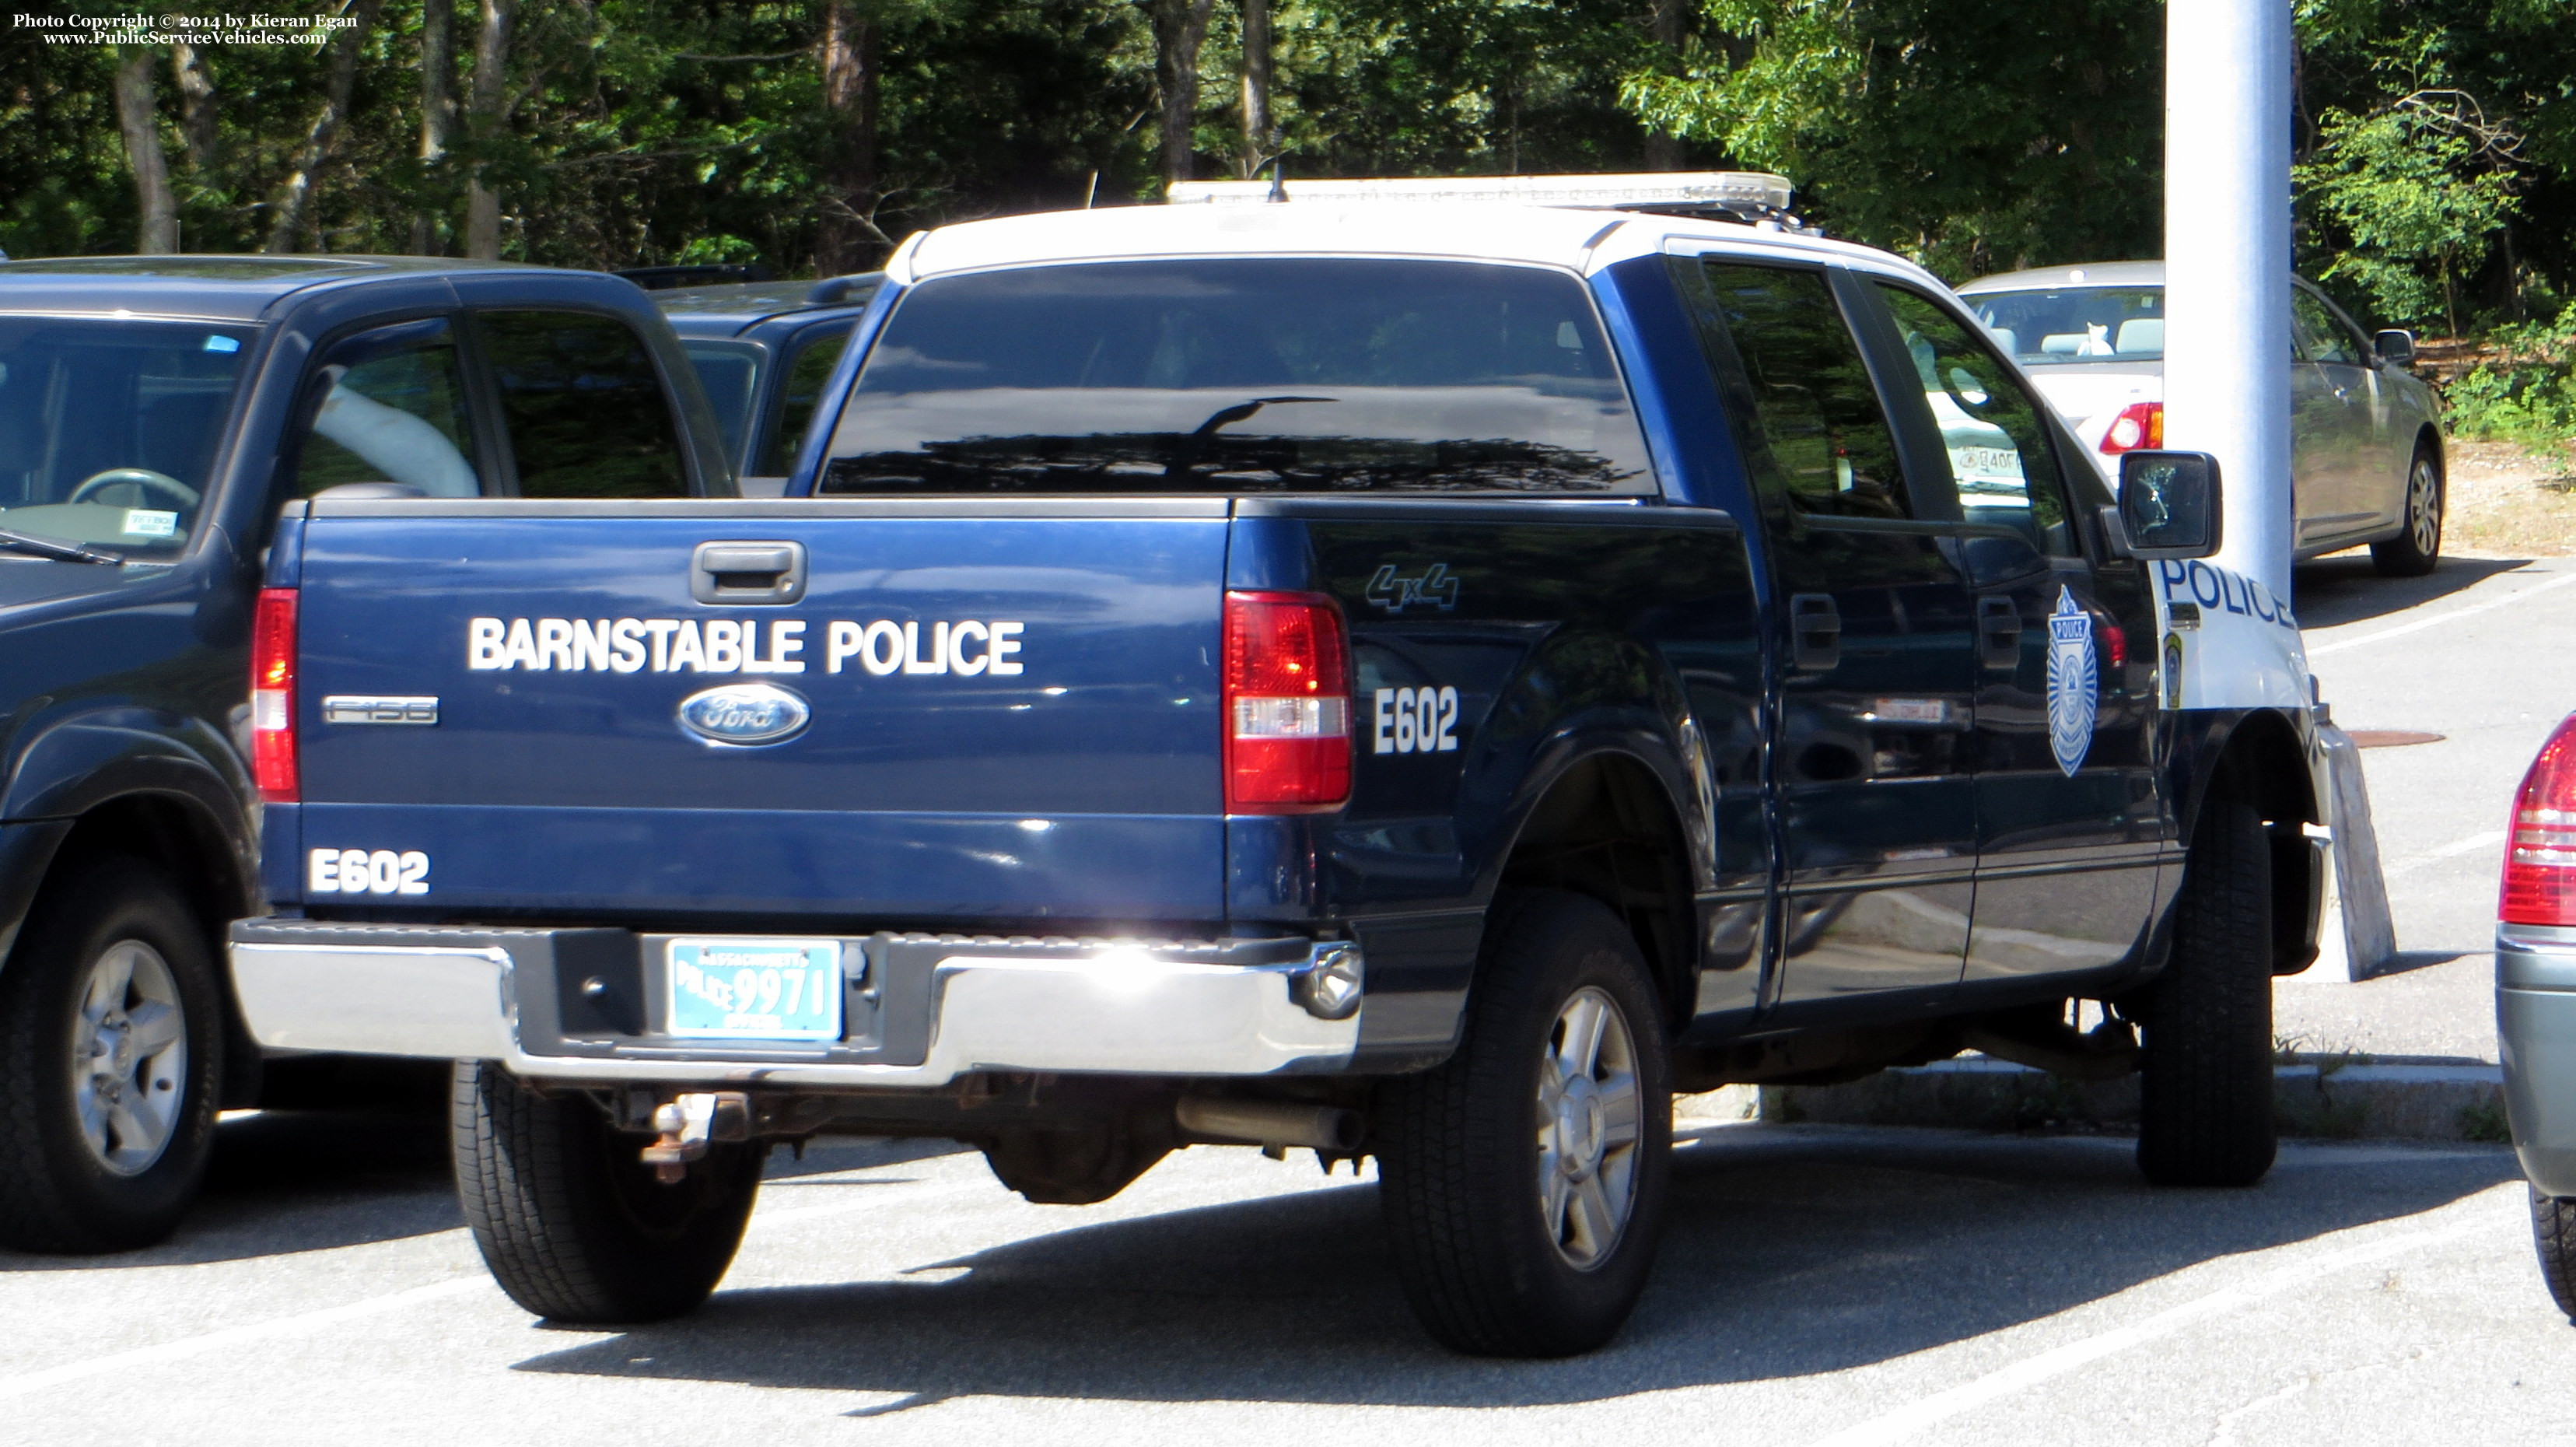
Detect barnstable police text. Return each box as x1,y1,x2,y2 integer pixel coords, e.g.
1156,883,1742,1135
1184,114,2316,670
466,616,1026,676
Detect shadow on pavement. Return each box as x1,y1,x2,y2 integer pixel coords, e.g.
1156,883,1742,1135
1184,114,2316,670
508,1124,2517,1410
2294,554,2533,630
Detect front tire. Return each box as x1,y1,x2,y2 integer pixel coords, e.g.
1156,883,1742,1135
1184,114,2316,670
2371,445,2444,577
0,856,222,1253
2136,799,2277,1186
453,1062,761,1323
1375,889,1673,1358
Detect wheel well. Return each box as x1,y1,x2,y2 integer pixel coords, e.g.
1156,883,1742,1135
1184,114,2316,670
1498,753,1696,1026
39,793,260,1104
2416,426,2444,468
2193,713,2321,976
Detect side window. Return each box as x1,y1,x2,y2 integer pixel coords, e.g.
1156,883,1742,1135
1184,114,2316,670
1692,262,1913,520
479,311,689,499
2293,290,2361,365
758,324,853,477
1875,284,2076,555
292,317,481,499
681,339,760,471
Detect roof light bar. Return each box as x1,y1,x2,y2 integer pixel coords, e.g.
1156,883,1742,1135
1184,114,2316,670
1166,170,1797,215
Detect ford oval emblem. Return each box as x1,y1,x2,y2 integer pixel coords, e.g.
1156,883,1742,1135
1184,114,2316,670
676,682,811,745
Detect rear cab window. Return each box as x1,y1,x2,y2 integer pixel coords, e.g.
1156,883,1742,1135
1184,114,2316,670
481,311,690,499
818,259,1653,496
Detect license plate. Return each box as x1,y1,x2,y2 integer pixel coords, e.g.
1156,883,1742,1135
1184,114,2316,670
665,938,843,1042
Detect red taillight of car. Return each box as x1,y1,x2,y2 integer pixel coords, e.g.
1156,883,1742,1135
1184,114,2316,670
1223,590,1352,814
2098,401,2165,455
250,587,299,802
2502,715,2576,925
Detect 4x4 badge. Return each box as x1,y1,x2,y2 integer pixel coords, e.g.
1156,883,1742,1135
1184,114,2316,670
1367,562,1460,613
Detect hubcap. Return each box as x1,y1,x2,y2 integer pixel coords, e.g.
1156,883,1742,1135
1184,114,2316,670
69,940,186,1176
2410,459,2442,556
1535,985,1643,1270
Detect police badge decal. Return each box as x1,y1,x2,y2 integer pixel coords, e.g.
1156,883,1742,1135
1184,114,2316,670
2046,586,2098,776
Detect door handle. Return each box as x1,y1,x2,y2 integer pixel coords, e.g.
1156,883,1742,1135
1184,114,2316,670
1976,595,2022,671
1789,593,1840,672
691,540,808,604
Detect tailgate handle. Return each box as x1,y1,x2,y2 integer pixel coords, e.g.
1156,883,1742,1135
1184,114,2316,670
691,541,807,605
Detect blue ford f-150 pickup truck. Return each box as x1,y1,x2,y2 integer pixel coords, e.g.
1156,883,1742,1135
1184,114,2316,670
226,177,2330,1355
0,254,731,1253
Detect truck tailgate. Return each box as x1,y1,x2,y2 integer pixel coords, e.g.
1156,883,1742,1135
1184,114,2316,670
284,501,1229,920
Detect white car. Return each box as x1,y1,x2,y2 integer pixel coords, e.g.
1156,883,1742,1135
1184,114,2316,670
1957,261,2448,576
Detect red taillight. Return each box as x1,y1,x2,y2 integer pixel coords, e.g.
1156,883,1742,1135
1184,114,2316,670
2503,715,2576,925
2098,401,2165,455
251,587,299,802
1223,590,1351,813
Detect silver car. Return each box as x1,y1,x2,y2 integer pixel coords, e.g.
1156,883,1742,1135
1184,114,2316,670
1957,261,2448,576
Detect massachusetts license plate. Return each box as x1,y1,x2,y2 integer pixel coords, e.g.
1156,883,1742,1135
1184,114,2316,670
665,938,843,1041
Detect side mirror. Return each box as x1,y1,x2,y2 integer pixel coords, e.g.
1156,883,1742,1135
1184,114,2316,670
2110,450,2223,559
2373,328,2416,366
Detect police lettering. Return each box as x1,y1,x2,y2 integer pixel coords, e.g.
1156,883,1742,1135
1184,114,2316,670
467,616,1024,675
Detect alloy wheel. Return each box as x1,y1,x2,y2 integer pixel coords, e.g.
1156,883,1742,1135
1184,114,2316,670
1535,985,1643,1269
69,940,187,1176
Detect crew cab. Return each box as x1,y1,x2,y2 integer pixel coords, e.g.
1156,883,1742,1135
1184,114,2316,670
225,176,2331,1355
0,254,730,1253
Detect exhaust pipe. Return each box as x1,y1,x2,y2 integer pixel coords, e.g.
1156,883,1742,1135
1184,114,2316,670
1174,1097,1363,1152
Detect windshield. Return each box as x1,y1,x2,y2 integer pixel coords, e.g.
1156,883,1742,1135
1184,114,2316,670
0,316,253,557
819,259,1653,495
1964,286,2164,366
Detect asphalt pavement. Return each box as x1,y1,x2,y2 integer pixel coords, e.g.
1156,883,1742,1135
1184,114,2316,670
0,1112,2551,1446
2277,552,2576,1061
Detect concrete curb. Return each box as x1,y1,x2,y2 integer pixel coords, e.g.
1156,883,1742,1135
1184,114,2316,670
1675,1056,2509,1143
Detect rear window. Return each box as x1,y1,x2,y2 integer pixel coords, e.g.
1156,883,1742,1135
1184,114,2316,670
819,259,1653,496
480,311,689,499
1965,286,2165,366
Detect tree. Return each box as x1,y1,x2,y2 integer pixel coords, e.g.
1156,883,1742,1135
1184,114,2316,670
413,0,457,254
265,0,387,254
464,0,516,259
814,0,886,275
1148,0,1215,184
111,47,177,254
1238,0,1273,179
2297,93,2521,333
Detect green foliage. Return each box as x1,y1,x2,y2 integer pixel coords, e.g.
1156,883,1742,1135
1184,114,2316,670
2296,100,2518,331
2441,302,2576,448
1619,0,2164,279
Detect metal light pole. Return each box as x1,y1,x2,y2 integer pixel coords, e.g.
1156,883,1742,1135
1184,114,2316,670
2165,0,2294,601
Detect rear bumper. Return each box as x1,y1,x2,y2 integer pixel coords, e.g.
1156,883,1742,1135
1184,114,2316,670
228,919,1362,1088
2499,925,2576,1196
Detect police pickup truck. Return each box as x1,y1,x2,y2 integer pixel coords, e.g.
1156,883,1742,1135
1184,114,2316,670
226,174,2330,1357
0,254,730,1254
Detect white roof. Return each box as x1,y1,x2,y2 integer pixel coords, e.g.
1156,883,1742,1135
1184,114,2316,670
884,200,1948,293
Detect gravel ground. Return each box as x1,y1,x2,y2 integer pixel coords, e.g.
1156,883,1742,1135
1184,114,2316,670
2439,439,2576,558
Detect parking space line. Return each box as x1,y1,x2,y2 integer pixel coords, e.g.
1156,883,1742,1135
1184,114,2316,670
0,1277,488,1403
1797,1214,2483,1447
2306,570,2576,659
0,1170,983,1403
2386,829,2508,878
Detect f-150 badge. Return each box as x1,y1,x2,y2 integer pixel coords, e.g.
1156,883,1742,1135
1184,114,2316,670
2046,586,2098,777
1367,562,1459,613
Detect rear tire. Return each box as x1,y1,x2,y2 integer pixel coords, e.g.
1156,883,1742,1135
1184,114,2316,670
1375,889,1672,1358
0,856,222,1253
2370,445,2443,577
2136,799,2277,1186
453,1062,760,1323
2531,1187,2576,1323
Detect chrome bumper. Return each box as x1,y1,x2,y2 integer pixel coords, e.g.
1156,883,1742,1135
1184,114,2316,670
229,923,1363,1088
2499,924,2576,1196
